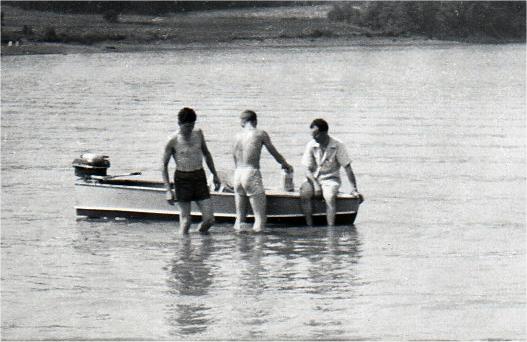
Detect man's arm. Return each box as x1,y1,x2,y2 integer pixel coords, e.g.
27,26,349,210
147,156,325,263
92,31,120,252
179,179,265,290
162,139,175,203
262,131,293,172
232,135,239,168
301,143,321,195
200,130,221,190
344,164,359,193
304,166,322,195
335,142,358,195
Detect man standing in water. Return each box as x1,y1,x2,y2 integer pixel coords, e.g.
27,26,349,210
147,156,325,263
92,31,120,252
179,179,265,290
233,110,293,232
300,118,360,226
162,107,221,234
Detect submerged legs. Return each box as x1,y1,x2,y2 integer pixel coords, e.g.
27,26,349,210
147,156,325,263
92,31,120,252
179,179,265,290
234,192,248,232
300,180,339,226
322,190,337,226
177,201,192,234
248,192,266,233
300,180,314,226
235,192,266,233
178,199,215,234
196,198,215,233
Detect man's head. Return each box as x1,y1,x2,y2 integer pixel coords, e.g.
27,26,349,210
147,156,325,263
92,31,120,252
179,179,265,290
240,110,257,127
178,107,196,134
310,118,329,142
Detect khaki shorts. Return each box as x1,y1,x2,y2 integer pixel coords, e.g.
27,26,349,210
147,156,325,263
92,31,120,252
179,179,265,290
234,167,265,197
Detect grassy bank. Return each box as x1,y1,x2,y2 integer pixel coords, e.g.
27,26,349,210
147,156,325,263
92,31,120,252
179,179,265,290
1,3,523,56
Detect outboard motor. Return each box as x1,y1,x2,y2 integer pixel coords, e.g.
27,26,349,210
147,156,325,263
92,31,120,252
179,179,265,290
72,154,110,178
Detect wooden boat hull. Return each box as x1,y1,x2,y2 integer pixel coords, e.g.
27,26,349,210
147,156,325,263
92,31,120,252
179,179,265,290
75,178,360,225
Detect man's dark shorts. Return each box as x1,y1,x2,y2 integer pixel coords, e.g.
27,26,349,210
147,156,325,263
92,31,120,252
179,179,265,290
174,169,210,202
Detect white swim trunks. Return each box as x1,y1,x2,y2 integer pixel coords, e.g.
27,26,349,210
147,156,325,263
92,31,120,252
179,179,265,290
234,167,265,197
319,178,340,198
302,177,340,199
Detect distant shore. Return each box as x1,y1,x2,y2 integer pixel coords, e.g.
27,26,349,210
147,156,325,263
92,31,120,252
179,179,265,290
1,4,524,57
1,36,470,57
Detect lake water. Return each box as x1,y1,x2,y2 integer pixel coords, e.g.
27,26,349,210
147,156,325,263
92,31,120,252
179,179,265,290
1,43,525,340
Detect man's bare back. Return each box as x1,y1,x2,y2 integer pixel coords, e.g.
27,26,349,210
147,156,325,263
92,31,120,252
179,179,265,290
233,127,268,169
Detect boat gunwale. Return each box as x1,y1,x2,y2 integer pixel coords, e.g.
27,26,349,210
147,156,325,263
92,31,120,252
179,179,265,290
74,180,360,200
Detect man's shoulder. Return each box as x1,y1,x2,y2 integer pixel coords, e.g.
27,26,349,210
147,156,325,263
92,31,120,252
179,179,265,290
167,132,179,141
194,128,205,140
247,129,268,141
165,134,178,148
329,135,342,143
234,131,244,143
329,136,346,148
305,139,317,149
257,129,269,138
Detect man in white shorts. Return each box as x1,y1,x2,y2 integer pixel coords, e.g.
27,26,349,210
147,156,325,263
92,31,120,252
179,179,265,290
300,118,360,226
233,110,293,232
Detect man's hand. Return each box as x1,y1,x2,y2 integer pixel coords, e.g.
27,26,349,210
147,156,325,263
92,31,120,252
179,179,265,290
166,189,175,205
212,174,221,191
350,189,364,203
313,182,322,198
282,162,294,174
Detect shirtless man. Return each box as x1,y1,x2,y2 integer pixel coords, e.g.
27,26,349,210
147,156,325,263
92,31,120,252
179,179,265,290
233,110,293,232
162,107,221,234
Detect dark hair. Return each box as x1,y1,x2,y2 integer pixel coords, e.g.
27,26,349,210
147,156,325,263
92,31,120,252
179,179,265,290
178,107,197,124
241,110,257,123
310,118,329,132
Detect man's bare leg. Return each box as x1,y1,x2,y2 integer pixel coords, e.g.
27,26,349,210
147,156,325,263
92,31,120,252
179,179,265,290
300,180,314,226
234,192,248,232
196,198,215,233
178,201,192,234
249,192,266,233
322,188,337,226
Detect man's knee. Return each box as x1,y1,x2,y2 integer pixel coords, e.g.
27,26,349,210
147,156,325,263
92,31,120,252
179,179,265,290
322,185,338,205
249,193,266,216
180,214,191,226
194,199,214,225
299,180,314,200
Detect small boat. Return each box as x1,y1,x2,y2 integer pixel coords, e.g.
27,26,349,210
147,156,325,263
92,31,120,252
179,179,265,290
73,155,362,225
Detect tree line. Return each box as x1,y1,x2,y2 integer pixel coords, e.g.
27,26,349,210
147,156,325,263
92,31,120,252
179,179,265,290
328,1,526,40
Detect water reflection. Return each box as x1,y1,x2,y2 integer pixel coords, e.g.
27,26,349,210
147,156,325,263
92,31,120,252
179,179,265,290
233,233,270,338
305,226,362,339
165,236,214,337
230,227,362,339
309,226,362,289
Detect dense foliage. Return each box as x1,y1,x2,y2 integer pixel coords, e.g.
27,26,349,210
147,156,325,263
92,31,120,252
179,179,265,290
3,1,311,15
328,1,526,40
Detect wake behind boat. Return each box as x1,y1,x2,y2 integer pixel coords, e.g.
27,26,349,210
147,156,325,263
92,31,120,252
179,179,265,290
73,154,362,225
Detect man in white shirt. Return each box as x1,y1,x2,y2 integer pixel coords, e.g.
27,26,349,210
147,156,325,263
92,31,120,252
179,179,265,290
300,118,360,226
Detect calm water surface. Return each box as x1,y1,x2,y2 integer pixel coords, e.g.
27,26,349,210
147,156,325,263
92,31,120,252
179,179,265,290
1,43,525,340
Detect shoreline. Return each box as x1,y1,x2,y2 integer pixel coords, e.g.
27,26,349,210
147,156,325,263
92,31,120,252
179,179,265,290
3,36,525,57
